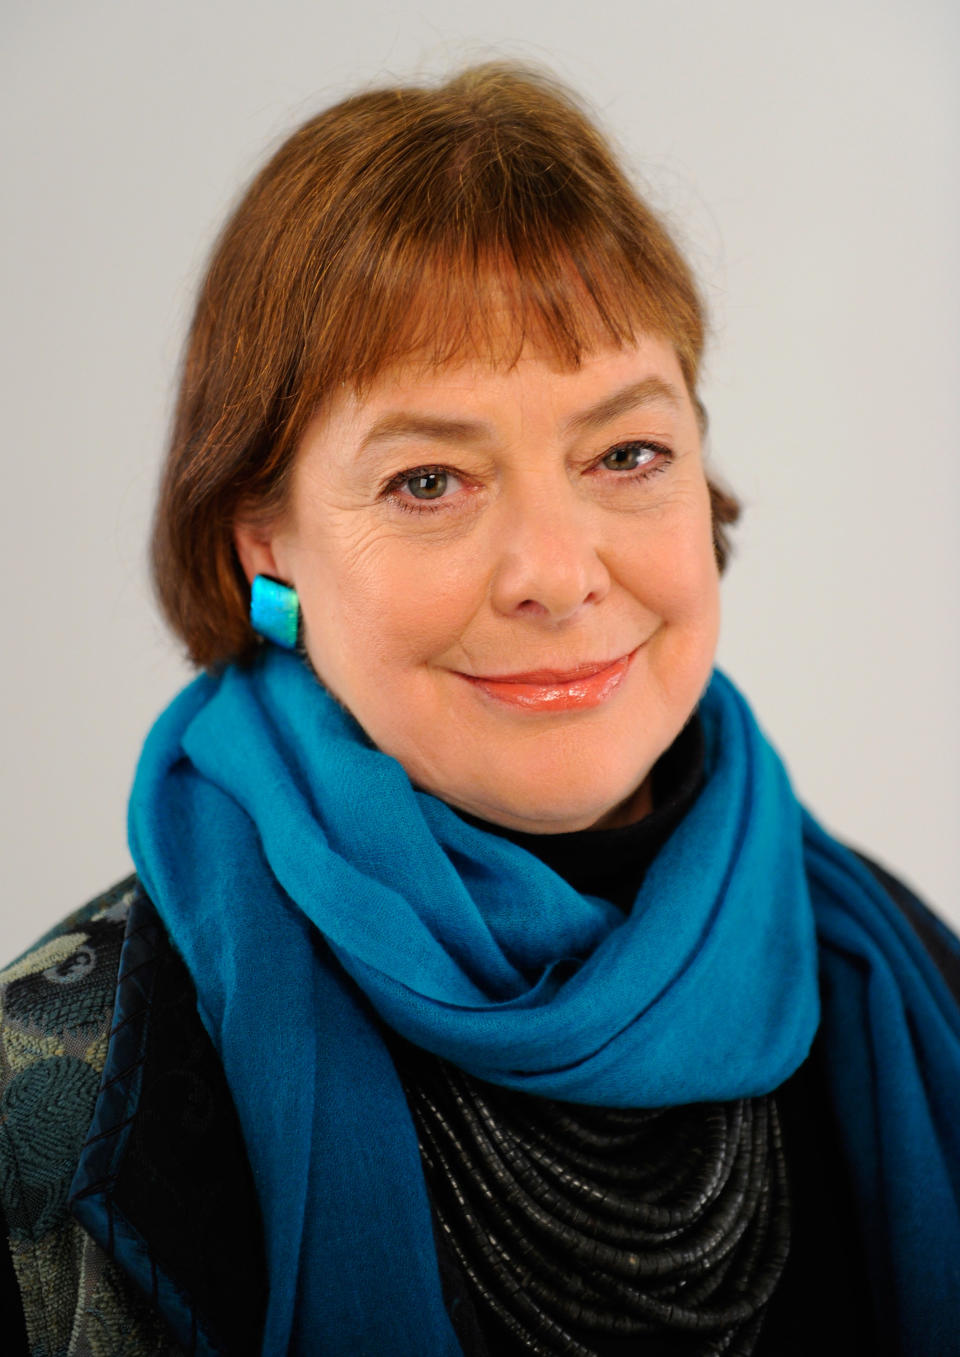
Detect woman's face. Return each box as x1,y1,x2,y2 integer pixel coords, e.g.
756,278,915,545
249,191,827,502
235,335,720,832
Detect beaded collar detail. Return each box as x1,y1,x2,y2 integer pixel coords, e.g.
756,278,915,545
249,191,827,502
392,1039,790,1356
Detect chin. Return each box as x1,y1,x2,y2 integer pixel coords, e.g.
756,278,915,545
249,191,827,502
445,765,652,835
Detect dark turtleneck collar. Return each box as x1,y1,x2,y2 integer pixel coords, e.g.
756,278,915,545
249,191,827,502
455,712,705,911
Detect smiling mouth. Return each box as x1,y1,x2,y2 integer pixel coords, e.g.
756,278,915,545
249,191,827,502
456,648,639,712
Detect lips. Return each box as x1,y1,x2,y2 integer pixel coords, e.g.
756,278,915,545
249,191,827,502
471,658,626,684
456,648,638,712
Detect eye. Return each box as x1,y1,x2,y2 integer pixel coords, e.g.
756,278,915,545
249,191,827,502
600,441,665,472
381,464,469,512
404,469,453,500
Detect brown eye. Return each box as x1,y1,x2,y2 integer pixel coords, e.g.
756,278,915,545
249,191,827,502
601,443,658,471
406,470,449,499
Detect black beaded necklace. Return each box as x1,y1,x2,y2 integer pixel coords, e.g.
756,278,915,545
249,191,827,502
392,1042,791,1356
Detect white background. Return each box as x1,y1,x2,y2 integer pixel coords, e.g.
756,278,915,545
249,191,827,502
2,0,957,959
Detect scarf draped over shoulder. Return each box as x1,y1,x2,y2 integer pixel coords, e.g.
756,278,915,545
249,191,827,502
127,649,960,1355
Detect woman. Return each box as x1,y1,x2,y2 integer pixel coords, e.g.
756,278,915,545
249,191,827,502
1,62,958,1357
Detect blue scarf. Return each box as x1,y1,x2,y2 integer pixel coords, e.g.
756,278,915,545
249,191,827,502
128,649,960,1354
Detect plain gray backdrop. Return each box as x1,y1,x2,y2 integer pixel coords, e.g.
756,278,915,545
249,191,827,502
3,0,958,960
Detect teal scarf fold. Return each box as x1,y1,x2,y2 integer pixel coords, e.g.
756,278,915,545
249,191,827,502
128,649,960,1354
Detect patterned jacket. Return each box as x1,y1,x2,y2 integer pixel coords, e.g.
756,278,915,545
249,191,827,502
0,878,266,1356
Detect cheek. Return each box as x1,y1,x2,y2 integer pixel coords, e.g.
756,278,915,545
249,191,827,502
298,532,484,671
622,491,719,627
632,510,719,735
669,528,720,626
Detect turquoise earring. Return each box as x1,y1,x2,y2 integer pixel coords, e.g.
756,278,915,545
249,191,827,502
250,574,300,650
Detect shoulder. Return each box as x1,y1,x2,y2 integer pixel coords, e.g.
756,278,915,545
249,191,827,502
0,874,139,1124
1,876,268,1356
851,849,960,1002
0,876,186,1356
0,876,140,1171
1,873,138,979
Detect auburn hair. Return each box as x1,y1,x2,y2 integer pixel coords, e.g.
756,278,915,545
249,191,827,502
152,62,740,667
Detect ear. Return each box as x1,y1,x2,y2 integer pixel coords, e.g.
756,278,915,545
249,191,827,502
233,519,287,587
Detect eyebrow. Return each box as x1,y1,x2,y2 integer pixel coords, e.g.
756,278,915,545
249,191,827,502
562,377,682,434
356,377,682,454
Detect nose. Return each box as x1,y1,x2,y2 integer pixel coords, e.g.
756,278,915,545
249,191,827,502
489,483,611,623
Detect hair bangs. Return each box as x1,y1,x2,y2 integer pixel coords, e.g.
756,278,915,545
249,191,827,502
297,213,690,421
